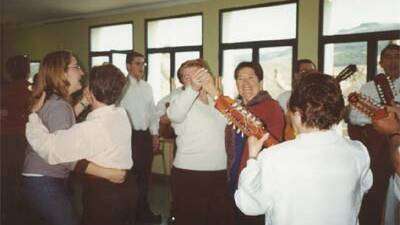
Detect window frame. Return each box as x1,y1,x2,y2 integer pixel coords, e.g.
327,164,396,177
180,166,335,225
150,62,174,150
145,13,204,86
88,21,134,69
219,0,299,78
318,0,400,81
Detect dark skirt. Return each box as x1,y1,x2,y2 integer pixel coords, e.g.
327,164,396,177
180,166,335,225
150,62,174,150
171,167,235,225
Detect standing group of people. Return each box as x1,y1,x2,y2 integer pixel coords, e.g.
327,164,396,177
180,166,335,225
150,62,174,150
1,43,399,225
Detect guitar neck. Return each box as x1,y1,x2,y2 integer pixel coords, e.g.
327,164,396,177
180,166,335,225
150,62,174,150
374,73,395,104
348,92,388,121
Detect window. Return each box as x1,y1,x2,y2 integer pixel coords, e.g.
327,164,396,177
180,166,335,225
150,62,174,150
320,0,400,135
146,14,202,103
323,0,400,36
29,61,40,83
89,22,133,75
220,2,297,98
320,0,400,85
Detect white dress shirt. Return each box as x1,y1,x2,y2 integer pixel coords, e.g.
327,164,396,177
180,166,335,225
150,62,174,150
120,76,159,135
349,77,400,126
235,129,373,225
276,90,291,113
167,87,227,171
25,105,133,169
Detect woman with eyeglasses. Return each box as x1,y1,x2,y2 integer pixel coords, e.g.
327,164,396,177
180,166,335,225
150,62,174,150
21,50,125,225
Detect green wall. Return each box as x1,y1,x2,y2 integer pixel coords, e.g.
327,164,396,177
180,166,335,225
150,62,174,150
13,0,320,74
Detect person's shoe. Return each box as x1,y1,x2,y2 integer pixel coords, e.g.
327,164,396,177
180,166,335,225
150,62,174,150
136,212,162,224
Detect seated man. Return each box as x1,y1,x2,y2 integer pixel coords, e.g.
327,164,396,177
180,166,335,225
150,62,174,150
25,64,137,225
235,73,373,225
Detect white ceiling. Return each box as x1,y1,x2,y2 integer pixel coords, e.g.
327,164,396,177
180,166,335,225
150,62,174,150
2,0,205,26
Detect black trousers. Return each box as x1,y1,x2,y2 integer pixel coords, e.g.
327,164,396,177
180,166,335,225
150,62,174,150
131,129,154,216
81,173,138,225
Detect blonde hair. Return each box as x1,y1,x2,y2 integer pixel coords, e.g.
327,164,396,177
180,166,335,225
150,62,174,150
30,50,72,110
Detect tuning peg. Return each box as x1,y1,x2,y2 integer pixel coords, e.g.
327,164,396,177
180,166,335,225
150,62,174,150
233,125,236,129
236,128,241,134
241,132,244,138
227,121,232,125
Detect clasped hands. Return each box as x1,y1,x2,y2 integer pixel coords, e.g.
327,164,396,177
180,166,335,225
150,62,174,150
190,68,219,97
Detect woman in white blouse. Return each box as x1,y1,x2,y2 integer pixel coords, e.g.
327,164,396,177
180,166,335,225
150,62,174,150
235,73,373,225
167,59,234,225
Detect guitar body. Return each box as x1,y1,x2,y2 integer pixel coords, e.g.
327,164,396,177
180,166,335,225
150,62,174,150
283,121,296,141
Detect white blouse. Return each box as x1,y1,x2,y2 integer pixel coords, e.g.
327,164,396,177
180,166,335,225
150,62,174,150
26,105,133,169
235,129,373,225
167,87,227,171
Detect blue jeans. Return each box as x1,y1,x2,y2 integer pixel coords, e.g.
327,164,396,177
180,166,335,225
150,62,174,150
21,176,78,225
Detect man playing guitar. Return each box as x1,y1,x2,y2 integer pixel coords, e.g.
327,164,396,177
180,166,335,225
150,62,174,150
348,43,400,225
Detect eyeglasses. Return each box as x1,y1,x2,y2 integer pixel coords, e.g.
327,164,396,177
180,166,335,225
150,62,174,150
68,65,82,70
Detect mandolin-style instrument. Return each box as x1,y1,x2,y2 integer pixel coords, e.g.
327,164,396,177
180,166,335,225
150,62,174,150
214,95,279,147
348,92,388,121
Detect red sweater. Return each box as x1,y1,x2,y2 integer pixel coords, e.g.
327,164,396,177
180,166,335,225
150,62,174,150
225,91,285,178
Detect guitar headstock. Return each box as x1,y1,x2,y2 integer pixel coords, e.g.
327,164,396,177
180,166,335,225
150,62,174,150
374,73,395,104
214,95,278,147
348,92,387,121
335,64,357,83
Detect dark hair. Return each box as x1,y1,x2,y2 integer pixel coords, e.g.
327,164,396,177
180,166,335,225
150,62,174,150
126,51,145,64
288,73,344,130
176,59,210,84
89,64,126,105
380,43,400,60
234,61,263,81
294,59,316,73
5,55,30,80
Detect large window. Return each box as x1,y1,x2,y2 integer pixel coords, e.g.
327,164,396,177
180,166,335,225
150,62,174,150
89,22,133,75
146,14,202,103
320,0,400,99
320,0,400,135
220,1,297,98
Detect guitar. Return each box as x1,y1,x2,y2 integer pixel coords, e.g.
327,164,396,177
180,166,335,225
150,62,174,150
335,64,358,83
214,95,279,147
348,92,388,121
